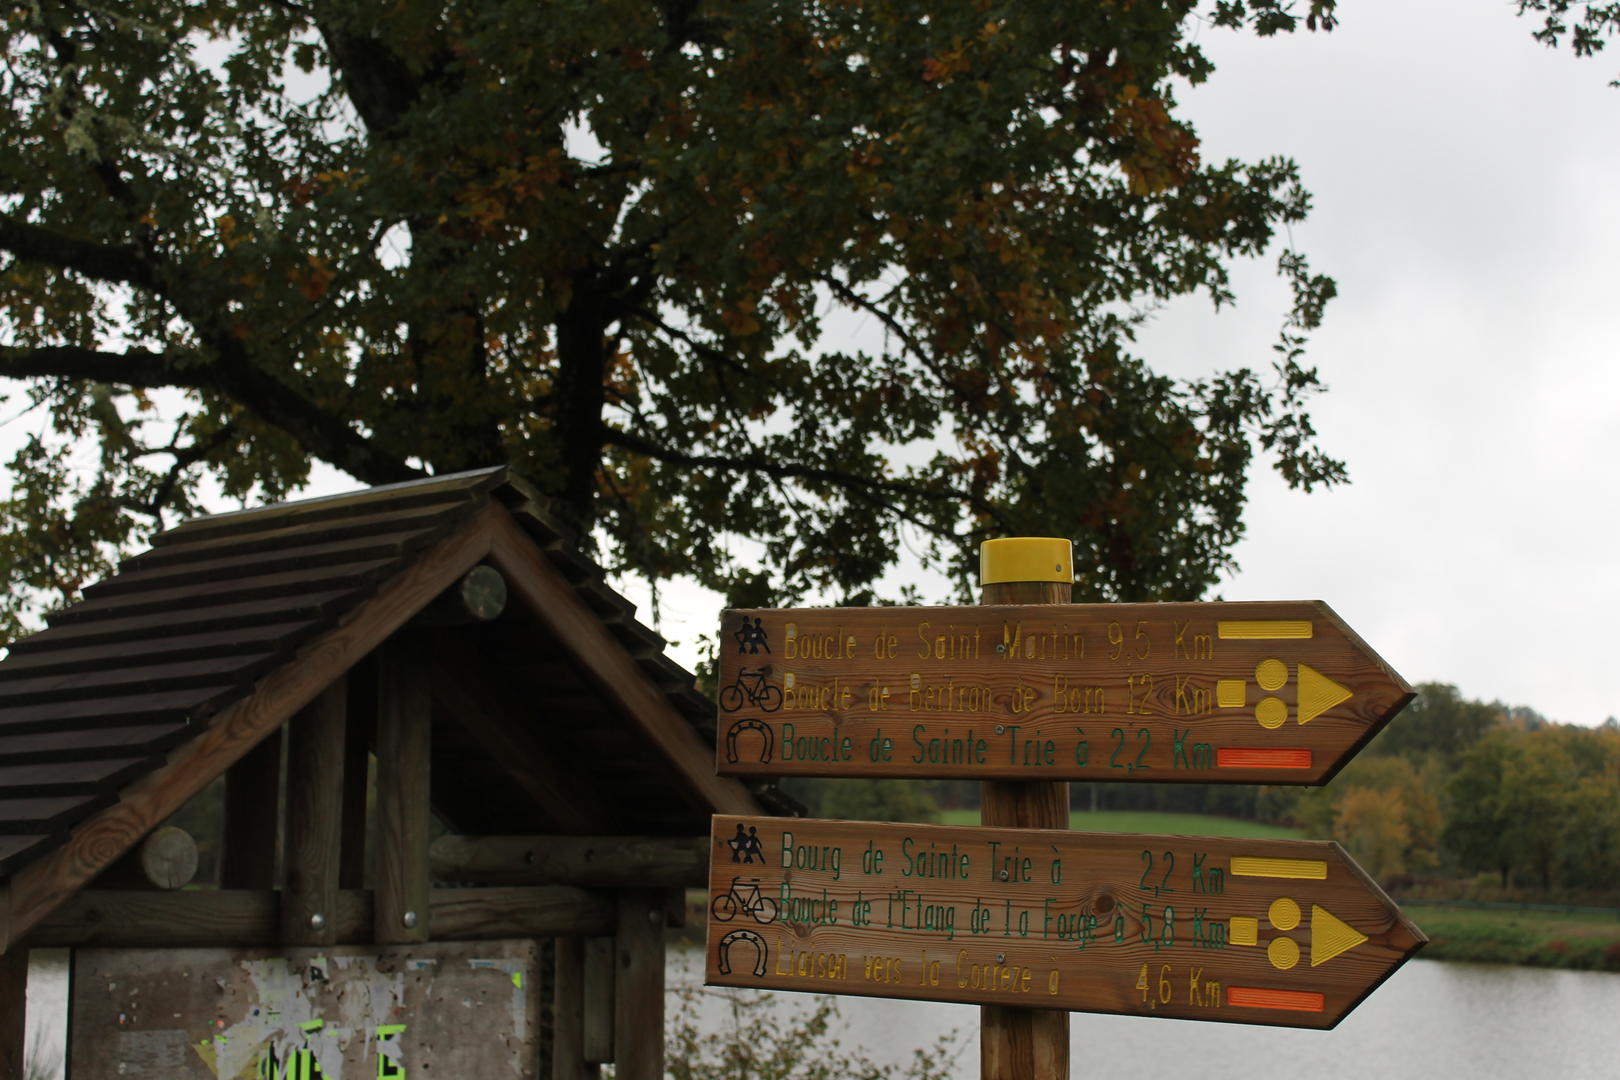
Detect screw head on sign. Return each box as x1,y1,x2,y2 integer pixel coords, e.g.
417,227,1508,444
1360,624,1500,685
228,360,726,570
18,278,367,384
402,911,419,929
998,870,1009,881
995,725,1005,735
996,954,1006,964
308,913,325,931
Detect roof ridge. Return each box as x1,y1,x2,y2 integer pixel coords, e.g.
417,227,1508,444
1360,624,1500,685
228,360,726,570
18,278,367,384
176,465,508,528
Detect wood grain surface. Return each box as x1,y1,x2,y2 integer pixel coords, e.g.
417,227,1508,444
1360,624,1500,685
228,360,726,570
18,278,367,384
704,815,1424,1030
716,602,1412,785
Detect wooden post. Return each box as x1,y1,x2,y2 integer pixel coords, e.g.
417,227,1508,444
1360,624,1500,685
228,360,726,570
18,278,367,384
979,538,1072,1080
611,891,664,1080
222,727,282,889
580,938,615,1064
552,937,601,1080
341,656,377,891
0,943,25,1080
375,639,432,945
282,678,346,946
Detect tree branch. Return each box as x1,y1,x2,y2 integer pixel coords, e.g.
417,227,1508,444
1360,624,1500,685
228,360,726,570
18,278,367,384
0,339,420,488
602,423,1007,531
0,214,158,291
0,344,205,388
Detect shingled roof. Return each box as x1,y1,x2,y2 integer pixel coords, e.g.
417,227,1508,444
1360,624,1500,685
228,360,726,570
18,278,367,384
0,467,786,893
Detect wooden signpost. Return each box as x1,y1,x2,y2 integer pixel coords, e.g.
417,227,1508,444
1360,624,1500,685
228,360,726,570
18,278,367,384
715,601,1412,785
707,537,1423,1072
703,815,1425,1030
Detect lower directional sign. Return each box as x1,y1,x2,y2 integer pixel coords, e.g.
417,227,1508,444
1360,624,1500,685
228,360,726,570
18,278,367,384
705,815,1425,1030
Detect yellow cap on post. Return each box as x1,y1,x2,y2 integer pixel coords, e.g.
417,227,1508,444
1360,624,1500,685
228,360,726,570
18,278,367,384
979,537,1074,585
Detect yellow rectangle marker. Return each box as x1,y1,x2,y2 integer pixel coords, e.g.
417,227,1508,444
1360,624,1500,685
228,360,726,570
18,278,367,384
1217,620,1313,640
1216,679,1246,708
1230,856,1329,880
1229,917,1259,947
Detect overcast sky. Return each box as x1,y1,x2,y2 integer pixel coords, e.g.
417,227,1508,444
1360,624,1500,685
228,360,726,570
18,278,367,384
642,0,1620,727
1133,0,1620,726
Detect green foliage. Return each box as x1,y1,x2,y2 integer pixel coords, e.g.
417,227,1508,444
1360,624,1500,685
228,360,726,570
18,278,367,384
0,1,1346,639
1331,786,1410,883
1405,903,1620,971
1443,724,1620,893
1366,682,1499,767
1517,1,1620,82
662,985,961,1080
809,779,942,825
1295,754,1442,877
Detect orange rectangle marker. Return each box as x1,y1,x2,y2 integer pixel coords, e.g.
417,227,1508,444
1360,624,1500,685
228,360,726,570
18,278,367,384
1227,986,1325,1012
1217,748,1313,770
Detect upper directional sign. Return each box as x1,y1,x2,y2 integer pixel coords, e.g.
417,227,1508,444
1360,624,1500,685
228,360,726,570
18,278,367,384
705,815,1426,1030
715,601,1412,785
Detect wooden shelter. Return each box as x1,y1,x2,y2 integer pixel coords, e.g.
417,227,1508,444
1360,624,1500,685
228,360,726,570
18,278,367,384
0,467,786,1078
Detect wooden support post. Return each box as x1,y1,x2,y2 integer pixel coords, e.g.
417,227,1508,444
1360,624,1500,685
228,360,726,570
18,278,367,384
552,936,601,1080
282,678,346,945
0,944,25,1080
341,656,377,890
580,938,615,1064
979,539,1072,1080
611,891,664,1080
222,727,282,889
375,639,432,945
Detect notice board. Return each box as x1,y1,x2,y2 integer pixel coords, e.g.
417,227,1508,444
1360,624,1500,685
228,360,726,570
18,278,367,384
69,940,538,1078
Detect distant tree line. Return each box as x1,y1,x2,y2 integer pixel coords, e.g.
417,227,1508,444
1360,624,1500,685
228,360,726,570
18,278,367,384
1301,685,1620,896
791,683,1620,899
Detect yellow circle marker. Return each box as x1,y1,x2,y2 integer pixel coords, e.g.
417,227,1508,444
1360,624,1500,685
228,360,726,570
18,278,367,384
1256,658,1288,691
979,537,1074,585
1255,697,1288,729
1269,897,1301,931
1267,937,1300,970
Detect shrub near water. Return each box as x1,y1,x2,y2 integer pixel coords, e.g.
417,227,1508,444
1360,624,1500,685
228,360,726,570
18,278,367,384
660,985,962,1080
1408,905,1620,971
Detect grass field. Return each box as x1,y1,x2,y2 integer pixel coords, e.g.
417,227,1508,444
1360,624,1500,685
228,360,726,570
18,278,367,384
936,808,1303,840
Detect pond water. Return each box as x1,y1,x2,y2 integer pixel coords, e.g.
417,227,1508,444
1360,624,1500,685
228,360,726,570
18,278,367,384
25,950,1619,1078
666,949,1618,1079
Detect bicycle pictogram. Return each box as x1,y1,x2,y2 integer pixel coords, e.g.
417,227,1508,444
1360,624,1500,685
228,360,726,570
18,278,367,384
711,877,778,925
718,667,782,713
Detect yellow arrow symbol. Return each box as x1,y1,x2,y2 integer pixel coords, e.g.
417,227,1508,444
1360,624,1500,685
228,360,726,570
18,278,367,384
1297,664,1352,725
1311,904,1367,966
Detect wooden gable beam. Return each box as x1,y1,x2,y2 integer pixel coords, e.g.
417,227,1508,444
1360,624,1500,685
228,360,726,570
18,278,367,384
1,503,503,951
484,508,759,818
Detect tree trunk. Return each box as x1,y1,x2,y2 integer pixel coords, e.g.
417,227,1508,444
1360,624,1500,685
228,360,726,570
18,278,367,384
553,297,610,527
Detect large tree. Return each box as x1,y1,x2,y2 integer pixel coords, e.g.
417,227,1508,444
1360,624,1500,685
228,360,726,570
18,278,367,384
1517,1,1620,82
0,0,1345,641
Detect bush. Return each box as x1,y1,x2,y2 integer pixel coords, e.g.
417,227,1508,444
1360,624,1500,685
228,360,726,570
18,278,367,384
659,984,962,1080
812,779,941,825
